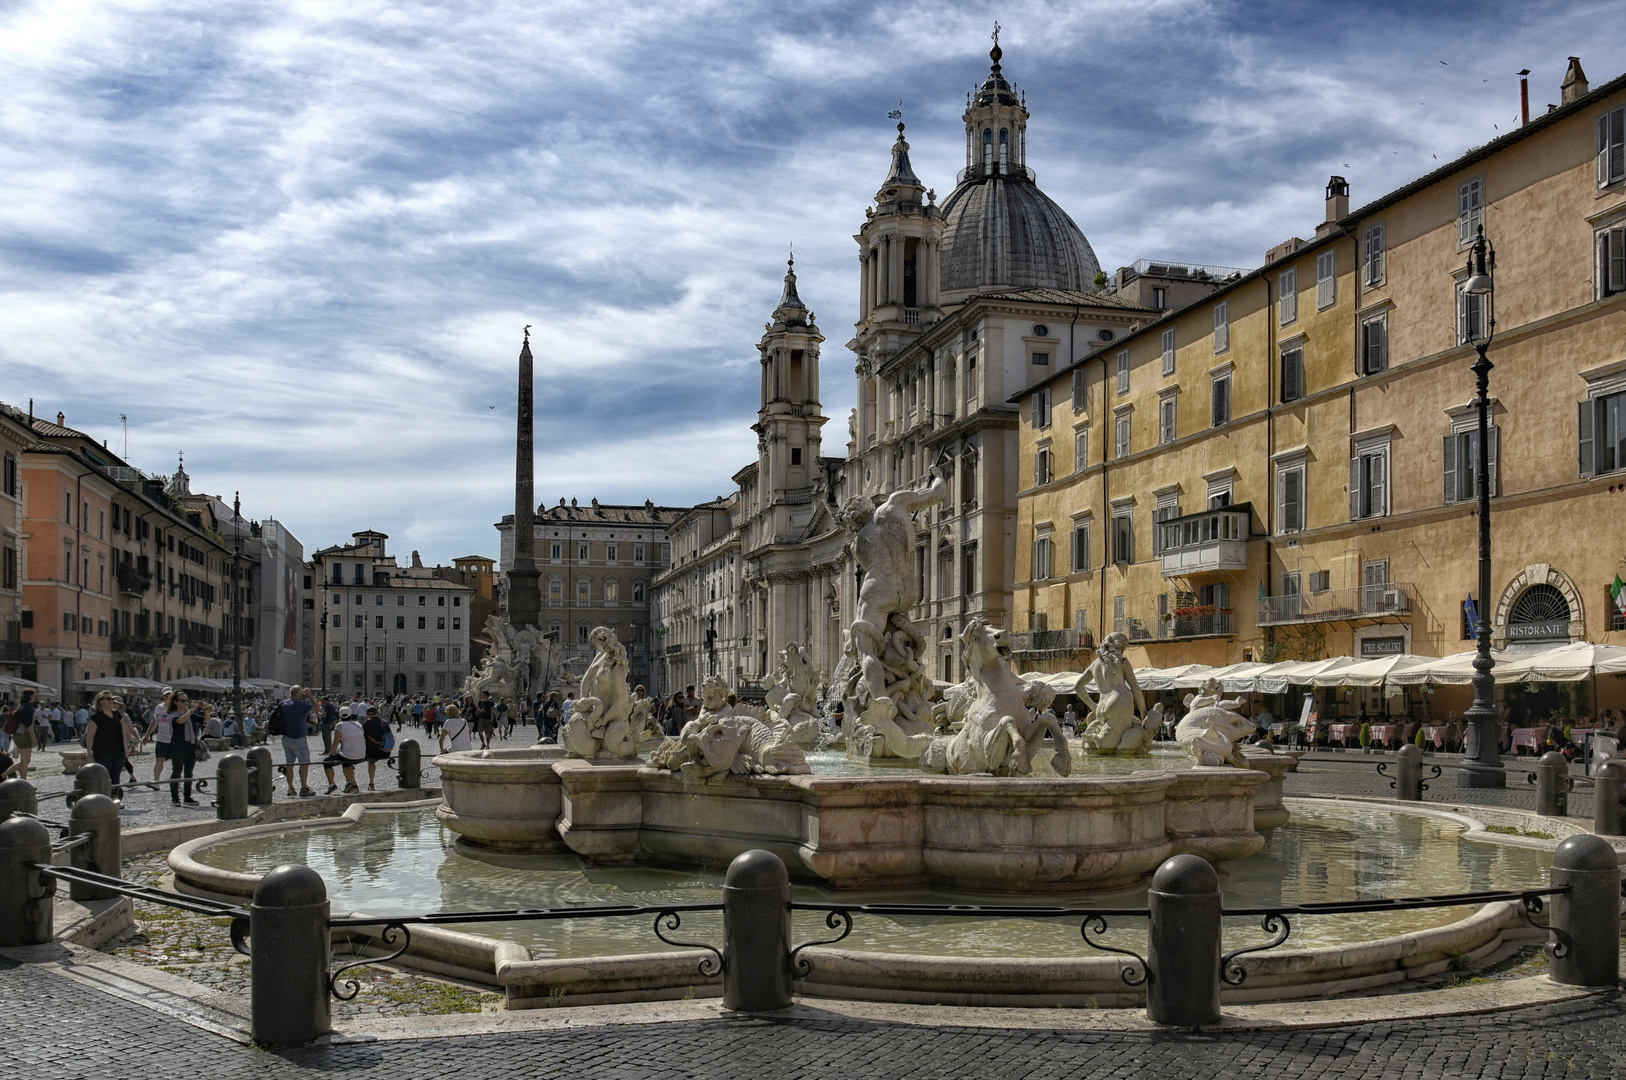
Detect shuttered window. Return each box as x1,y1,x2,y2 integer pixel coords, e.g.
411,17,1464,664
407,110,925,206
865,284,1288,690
1350,445,1390,519
1030,387,1051,428
1361,315,1388,374
1071,523,1091,574
1316,250,1336,309
1161,328,1176,375
1364,224,1385,285
1114,413,1131,459
1599,107,1626,188
1458,178,1484,246
1074,428,1088,473
1279,268,1298,325
1456,285,1487,345
1159,397,1177,445
1580,391,1626,476
1443,426,1500,503
1210,375,1231,427
1277,466,1305,533
1117,349,1131,394
1034,446,1052,486
1281,347,1304,403
1212,302,1229,354
1071,369,1088,411
1112,513,1134,565
1032,534,1052,581
1599,226,1626,298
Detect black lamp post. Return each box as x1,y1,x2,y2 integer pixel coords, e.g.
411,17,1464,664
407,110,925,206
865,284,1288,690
1459,225,1504,788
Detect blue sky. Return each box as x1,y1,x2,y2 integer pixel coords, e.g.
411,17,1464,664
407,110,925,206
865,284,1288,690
1,0,1621,563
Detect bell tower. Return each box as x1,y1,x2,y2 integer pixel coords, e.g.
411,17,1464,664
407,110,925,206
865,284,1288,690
754,255,826,518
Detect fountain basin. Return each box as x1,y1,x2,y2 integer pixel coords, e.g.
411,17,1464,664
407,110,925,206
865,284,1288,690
435,748,1291,894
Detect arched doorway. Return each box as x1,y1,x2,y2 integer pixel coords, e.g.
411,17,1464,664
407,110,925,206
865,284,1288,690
1494,564,1585,649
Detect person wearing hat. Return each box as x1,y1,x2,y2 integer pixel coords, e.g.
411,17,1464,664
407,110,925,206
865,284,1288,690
362,705,391,789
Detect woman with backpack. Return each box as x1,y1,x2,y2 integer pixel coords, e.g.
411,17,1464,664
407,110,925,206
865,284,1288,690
1,690,37,780
361,705,392,790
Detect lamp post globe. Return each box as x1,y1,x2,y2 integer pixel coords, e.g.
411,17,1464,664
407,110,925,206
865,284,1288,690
1459,226,1505,788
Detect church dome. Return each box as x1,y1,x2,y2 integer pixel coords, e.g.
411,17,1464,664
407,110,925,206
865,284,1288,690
938,39,1101,295
938,176,1100,293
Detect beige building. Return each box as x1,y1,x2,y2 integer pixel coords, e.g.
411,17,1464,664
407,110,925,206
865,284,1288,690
1012,59,1626,723
652,496,740,696
308,531,475,695
497,500,680,690
0,407,31,683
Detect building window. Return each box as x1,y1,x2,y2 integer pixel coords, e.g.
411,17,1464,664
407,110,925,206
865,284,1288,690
1277,463,1305,533
1280,346,1305,403
1034,444,1052,486
1032,351,1049,366
355,646,364,662
1160,328,1175,375
436,647,446,663
452,647,461,663
1210,374,1231,427
1316,250,1336,309
1113,595,1125,633
1212,302,1229,354
396,594,404,605
375,646,385,662
1032,532,1052,581
1443,425,1499,503
549,577,563,600
1071,370,1088,412
1597,224,1626,298
1457,178,1483,246
632,581,646,603
1111,511,1134,565
1152,286,1166,310
1070,521,1090,573
1600,106,1626,187
1361,313,1388,374
1074,427,1088,473
606,544,618,562
961,544,977,596
417,647,426,662
550,542,562,560
577,623,590,644
354,614,363,628
396,646,405,661
577,578,590,600
605,579,620,604
331,645,341,662
1363,224,1385,285
437,617,446,630
1114,411,1131,460
578,544,589,561
417,616,426,629
790,447,803,465
418,595,426,605
374,615,383,628
1152,496,1179,555
1279,268,1298,325
2,452,15,498
1351,439,1391,519
1116,349,1130,395
452,617,461,629
1455,283,1487,345
1579,390,1626,476
1158,395,1177,446
1031,387,1051,429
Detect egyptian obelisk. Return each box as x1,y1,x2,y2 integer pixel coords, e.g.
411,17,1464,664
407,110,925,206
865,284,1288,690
507,328,542,630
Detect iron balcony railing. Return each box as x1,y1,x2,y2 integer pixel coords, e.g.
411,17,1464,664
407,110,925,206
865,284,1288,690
1009,629,1083,654
0,640,33,664
1258,582,1417,626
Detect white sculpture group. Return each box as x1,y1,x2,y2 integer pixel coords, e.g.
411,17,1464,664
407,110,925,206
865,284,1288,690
1076,632,1160,756
919,618,1070,776
464,614,570,708
562,627,654,759
646,674,811,781
1174,678,1255,767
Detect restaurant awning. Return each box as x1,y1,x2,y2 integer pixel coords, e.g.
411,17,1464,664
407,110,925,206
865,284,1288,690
1310,654,1434,687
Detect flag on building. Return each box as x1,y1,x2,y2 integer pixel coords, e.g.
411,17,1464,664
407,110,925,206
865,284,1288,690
1611,575,1626,615
1464,595,1478,639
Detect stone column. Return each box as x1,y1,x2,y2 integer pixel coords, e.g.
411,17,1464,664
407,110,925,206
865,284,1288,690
877,239,890,308
858,253,871,318
890,234,905,308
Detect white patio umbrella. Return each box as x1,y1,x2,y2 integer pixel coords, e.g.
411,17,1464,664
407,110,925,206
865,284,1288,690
1216,662,1289,694
1496,641,1626,682
1384,648,1518,685
0,675,54,693
171,676,233,693
1256,656,1362,685
1135,664,1215,691
74,676,165,691
1310,654,1434,687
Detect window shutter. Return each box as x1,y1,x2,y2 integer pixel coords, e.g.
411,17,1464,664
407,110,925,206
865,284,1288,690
1615,110,1626,185
1487,423,1499,498
1442,433,1458,504
1579,399,1595,477
1607,228,1626,295
1034,451,1042,487
1371,452,1387,516
1072,369,1087,411
1286,469,1302,531
1603,113,1613,187
1373,318,1386,370
1030,394,1040,426
1125,517,1133,564
1350,455,1361,519
1069,527,1079,573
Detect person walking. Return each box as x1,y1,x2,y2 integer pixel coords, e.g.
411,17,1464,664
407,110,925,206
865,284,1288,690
273,686,318,797
540,693,561,742
362,705,391,790
496,698,512,741
666,692,688,736
475,693,495,750
85,692,131,792
321,708,365,794
2,690,39,780
145,690,181,782
438,704,472,753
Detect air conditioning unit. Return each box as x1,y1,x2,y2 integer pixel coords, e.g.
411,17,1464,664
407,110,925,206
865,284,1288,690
1382,589,1404,611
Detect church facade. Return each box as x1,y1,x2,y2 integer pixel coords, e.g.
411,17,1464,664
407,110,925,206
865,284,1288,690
649,43,1163,698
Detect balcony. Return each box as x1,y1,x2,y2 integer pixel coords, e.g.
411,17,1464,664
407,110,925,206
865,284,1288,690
664,644,683,655
117,565,153,595
1166,609,1233,639
1257,583,1416,626
1159,504,1252,578
0,640,34,664
113,634,169,654
1008,628,1089,657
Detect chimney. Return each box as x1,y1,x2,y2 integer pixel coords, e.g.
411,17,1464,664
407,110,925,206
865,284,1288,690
56,411,65,427
1325,176,1349,222
1562,57,1588,105
411,550,423,568
1519,69,1531,125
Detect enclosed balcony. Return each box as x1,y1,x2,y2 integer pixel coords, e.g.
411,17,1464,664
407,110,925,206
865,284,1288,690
1159,503,1252,578
1257,583,1416,626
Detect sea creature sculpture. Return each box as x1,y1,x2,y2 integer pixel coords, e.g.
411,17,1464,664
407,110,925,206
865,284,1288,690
646,675,810,781
919,617,1067,776
561,627,639,759
1077,632,1155,756
1174,678,1254,767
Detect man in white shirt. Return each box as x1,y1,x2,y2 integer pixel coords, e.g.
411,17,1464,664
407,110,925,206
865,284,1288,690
321,706,367,794
438,705,473,753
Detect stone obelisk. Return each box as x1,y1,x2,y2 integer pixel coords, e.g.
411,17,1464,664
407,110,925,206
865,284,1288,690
507,328,542,630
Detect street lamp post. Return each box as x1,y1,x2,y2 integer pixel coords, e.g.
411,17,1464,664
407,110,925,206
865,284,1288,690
1459,225,1504,788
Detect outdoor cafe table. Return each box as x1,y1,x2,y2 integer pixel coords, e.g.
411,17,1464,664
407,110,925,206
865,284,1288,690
1511,727,1542,753
1329,723,1356,744
1423,725,1448,748
1371,724,1399,745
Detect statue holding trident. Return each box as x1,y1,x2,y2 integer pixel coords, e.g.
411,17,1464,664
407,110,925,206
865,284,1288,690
834,464,949,759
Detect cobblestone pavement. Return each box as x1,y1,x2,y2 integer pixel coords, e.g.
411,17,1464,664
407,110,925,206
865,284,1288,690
0,955,1620,1078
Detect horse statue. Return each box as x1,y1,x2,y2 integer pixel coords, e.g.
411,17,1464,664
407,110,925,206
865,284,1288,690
919,617,1064,776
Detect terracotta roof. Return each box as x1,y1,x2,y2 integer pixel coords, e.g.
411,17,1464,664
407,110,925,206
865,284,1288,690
959,286,1153,312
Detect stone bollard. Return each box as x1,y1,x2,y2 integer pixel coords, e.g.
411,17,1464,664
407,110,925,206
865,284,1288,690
246,746,274,807
1146,854,1222,1028
68,794,122,901
1592,760,1626,837
215,755,249,821
721,848,792,1012
249,864,332,1047
68,762,113,810
1547,833,1621,987
0,815,55,946
1394,743,1424,801
397,739,421,790
1535,751,1572,817
0,777,39,820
